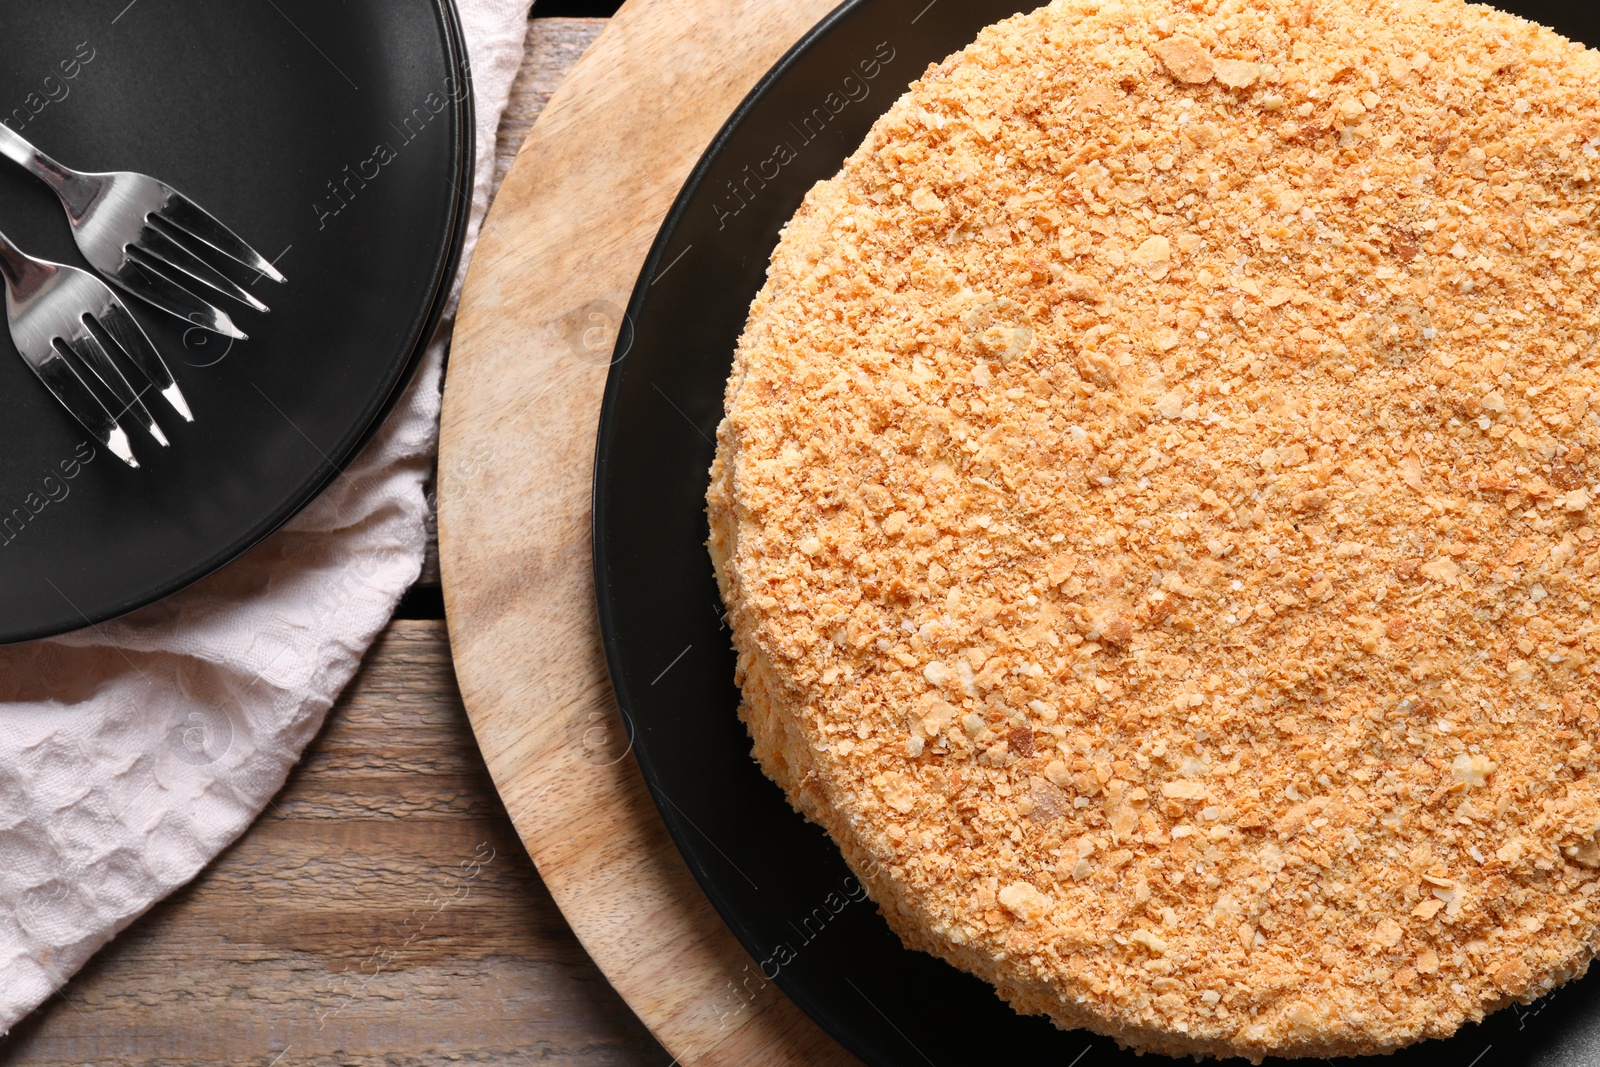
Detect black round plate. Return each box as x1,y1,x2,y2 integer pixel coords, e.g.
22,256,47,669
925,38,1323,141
595,1,1600,1064
0,0,472,643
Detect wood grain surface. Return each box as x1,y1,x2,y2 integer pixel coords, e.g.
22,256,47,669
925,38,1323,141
436,0,860,1064
418,16,607,593
0,19,677,1067
1,621,669,1067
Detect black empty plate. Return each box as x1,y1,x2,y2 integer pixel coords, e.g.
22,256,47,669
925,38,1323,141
0,0,471,643
594,0,1600,1064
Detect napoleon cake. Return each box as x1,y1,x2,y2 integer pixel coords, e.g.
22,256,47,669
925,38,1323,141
707,0,1600,1058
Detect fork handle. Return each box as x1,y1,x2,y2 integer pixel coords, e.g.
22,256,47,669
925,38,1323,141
0,124,66,189
0,125,96,216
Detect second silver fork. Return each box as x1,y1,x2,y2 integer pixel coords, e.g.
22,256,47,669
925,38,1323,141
0,228,190,469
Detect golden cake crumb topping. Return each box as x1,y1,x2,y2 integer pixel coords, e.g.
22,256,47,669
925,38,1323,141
709,0,1600,1058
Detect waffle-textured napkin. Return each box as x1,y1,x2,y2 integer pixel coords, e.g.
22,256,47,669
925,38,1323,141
0,0,535,1032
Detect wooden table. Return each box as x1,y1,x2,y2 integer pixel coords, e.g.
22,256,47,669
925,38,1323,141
0,19,675,1067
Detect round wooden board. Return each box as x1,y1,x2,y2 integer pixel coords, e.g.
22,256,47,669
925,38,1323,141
437,1,861,1064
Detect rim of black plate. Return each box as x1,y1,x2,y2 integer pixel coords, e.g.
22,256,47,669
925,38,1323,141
590,0,899,1062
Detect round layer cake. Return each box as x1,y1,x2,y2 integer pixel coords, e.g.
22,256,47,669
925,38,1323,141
707,0,1600,1058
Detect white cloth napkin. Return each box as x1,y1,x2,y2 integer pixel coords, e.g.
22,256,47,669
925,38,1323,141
0,0,535,1033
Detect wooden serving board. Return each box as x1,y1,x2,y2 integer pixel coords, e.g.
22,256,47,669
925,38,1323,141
436,1,860,1064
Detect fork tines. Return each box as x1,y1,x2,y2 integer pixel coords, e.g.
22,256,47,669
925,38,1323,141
31,344,139,469
61,326,167,448
161,190,287,284
96,301,194,423
54,305,190,469
98,190,286,342
136,219,268,313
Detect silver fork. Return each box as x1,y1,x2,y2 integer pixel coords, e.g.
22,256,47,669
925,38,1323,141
0,228,191,469
0,125,285,340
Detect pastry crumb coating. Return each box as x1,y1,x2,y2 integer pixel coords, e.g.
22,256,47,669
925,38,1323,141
708,0,1600,1058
